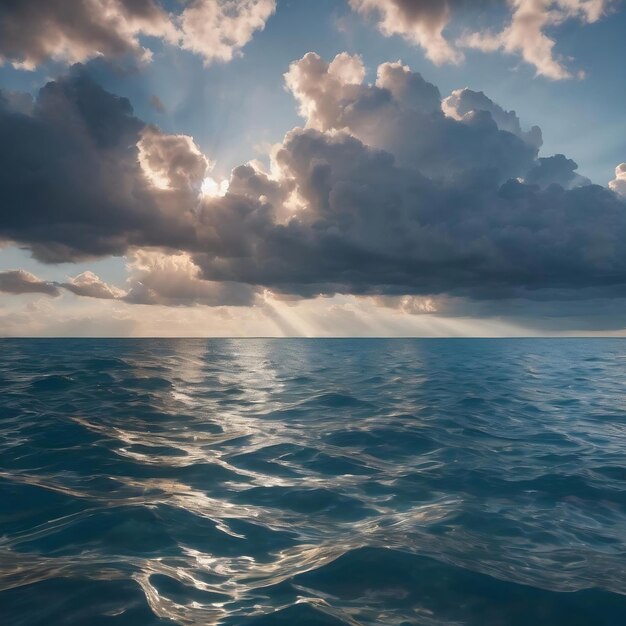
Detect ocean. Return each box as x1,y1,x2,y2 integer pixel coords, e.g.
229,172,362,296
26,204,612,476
1,338,625,625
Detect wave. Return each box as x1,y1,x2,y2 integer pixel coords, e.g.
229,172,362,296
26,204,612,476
2,338,626,625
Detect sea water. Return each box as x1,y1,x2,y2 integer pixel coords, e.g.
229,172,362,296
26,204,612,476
1,338,625,625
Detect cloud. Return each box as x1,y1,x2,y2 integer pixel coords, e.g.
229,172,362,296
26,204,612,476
0,69,206,261
21,254,257,308
284,52,537,181
178,0,276,65
50,253,256,307
196,124,626,300
370,295,439,314
524,154,591,189
122,250,257,306
61,271,125,300
442,87,542,149
349,0,610,80
191,52,626,301
609,163,626,197
2,55,626,318
0,0,175,70
137,126,210,192
370,290,626,332
0,270,60,296
0,0,275,70
460,0,610,79
348,0,465,64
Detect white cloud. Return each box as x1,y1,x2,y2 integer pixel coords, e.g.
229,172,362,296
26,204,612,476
0,0,175,70
123,250,257,307
283,52,537,180
178,0,276,65
443,87,542,148
460,0,610,80
0,0,275,69
138,126,210,192
62,271,126,300
609,163,626,197
349,0,611,80
348,0,463,65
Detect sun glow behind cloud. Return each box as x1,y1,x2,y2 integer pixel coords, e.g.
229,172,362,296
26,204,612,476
201,177,230,198
0,1,624,336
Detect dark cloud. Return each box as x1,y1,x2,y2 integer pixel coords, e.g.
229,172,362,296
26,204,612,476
2,54,626,314
525,154,591,190
443,87,542,149
194,126,626,300
0,270,60,296
0,68,203,261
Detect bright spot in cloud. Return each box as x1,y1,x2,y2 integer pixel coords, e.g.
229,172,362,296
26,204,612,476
201,177,230,197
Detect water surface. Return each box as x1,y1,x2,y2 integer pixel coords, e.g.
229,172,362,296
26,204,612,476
1,338,626,625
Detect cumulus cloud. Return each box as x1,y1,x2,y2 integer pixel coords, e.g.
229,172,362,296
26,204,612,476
525,154,591,189
178,0,276,65
0,257,256,308
0,0,175,69
348,0,465,64
32,254,256,308
460,0,610,79
375,60,442,115
192,52,626,300
123,250,257,306
0,69,207,261
196,123,626,300
0,0,274,69
2,54,626,317
0,270,60,296
609,163,626,197
443,87,542,149
137,126,210,192
284,52,537,181
349,0,610,79
61,271,125,300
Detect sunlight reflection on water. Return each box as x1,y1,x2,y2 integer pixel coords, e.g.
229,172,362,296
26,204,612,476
1,338,626,625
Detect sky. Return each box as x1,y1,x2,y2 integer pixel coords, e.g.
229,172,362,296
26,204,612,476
0,0,625,337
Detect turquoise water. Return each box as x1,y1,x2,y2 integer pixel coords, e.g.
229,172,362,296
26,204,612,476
1,338,626,625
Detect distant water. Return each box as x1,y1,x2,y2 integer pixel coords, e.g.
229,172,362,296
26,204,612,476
1,339,626,626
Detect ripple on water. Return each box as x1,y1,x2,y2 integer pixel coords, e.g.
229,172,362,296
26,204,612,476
2,338,626,625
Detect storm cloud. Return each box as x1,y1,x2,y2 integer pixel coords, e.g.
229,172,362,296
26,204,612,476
1,53,626,309
0,69,207,261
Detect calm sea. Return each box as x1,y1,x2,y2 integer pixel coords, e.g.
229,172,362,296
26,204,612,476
1,338,626,625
